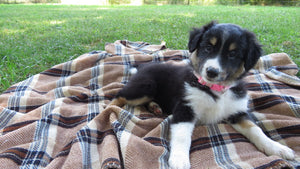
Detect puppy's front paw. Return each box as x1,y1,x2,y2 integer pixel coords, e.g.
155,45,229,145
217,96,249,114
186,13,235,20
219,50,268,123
147,101,163,115
259,141,295,160
168,153,190,169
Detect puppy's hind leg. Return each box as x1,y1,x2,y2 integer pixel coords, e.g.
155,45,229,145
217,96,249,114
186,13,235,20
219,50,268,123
110,78,157,107
109,97,128,107
229,113,295,160
109,96,153,108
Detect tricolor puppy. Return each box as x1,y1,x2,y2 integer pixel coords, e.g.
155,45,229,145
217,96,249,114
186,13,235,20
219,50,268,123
110,21,295,169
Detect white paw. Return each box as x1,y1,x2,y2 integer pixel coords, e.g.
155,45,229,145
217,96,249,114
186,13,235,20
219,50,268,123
258,140,295,160
168,153,190,169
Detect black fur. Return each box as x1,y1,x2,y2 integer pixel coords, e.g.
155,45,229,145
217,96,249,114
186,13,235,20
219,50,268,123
244,30,263,71
226,112,249,124
230,81,247,99
188,21,217,53
117,63,199,123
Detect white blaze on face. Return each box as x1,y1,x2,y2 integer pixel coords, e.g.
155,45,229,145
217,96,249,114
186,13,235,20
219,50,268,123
201,57,222,82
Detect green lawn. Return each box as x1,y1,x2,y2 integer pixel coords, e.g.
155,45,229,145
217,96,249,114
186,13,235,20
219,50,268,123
0,4,299,93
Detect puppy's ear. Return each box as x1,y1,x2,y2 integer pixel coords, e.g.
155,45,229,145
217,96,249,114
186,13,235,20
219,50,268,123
244,30,262,71
188,21,217,53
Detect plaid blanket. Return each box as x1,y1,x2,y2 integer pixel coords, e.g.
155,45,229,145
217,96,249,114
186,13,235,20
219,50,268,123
0,40,299,169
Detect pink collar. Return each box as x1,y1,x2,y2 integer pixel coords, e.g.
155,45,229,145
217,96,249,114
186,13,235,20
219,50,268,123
197,76,230,92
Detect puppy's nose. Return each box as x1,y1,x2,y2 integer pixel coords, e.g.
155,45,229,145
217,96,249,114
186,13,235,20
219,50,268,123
206,67,219,78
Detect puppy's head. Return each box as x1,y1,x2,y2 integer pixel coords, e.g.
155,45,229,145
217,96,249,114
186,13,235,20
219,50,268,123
188,21,262,85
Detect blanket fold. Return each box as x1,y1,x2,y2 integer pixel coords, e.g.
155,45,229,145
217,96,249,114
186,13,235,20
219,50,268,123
0,40,299,169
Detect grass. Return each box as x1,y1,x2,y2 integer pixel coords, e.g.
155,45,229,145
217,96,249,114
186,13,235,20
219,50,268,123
0,4,299,93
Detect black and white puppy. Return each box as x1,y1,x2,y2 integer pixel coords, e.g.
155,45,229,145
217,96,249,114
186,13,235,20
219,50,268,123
109,21,295,169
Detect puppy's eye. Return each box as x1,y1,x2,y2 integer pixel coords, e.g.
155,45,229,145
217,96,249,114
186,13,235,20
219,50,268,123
228,51,236,59
204,46,213,53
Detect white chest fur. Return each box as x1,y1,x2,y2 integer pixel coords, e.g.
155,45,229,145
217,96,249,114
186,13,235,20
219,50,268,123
184,83,248,124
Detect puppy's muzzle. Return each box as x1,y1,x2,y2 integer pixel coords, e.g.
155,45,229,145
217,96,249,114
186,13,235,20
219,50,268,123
206,66,219,79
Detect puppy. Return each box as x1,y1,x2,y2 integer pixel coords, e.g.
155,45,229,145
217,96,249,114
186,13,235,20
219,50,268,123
109,21,295,169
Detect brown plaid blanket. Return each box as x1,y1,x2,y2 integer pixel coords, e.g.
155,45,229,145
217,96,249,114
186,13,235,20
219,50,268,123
0,40,299,169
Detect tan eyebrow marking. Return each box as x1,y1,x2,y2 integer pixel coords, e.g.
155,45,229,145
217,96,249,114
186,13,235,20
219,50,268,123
229,43,237,51
210,37,217,46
